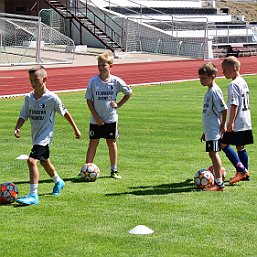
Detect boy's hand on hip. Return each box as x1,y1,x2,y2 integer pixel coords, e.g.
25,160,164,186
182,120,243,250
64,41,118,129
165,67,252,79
110,101,118,108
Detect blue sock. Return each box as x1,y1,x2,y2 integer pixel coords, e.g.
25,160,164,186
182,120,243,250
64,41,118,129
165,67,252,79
222,146,245,172
238,148,248,170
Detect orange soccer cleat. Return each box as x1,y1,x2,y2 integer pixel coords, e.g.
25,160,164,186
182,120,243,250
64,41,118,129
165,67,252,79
203,184,225,191
229,171,250,185
241,173,251,181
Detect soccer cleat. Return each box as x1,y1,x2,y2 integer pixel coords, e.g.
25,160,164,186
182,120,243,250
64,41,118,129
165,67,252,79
241,173,251,181
229,171,250,185
111,170,122,179
203,184,224,191
16,194,39,205
52,179,65,196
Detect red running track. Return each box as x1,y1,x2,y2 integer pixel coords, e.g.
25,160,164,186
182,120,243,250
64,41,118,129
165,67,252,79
0,56,257,97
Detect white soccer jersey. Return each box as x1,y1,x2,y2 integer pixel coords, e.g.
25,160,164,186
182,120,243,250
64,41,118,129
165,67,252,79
227,76,252,131
85,74,132,124
19,90,67,146
202,83,228,141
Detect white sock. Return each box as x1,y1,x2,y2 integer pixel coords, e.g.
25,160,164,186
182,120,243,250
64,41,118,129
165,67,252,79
30,184,38,195
111,165,117,171
215,178,223,186
52,175,61,184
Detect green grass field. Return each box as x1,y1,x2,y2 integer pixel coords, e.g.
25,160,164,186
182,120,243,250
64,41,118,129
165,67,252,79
0,75,257,257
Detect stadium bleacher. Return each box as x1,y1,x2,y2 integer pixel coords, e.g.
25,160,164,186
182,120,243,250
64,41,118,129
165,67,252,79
1,0,256,64
86,0,257,59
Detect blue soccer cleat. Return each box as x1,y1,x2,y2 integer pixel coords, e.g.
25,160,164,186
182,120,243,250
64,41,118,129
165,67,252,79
16,194,39,205
52,179,65,196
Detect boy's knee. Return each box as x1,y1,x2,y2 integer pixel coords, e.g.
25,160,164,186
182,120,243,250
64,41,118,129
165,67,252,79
39,160,47,166
106,139,116,148
27,156,36,166
236,145,244,151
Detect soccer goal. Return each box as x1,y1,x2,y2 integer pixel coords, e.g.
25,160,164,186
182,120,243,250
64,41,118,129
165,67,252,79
121,17,213,59
0,13,75,66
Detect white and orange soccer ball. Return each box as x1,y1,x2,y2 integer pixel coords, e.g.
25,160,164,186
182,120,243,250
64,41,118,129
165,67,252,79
80,163,100,182
0,182,19,204
194,169,215,190
208,165,226,181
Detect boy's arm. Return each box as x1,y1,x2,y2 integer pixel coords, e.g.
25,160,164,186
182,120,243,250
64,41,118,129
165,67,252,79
220,109,228,135
87,99,104,125
227,104,237,132
111,91,132,109
14,117,25,138
64,112,81,139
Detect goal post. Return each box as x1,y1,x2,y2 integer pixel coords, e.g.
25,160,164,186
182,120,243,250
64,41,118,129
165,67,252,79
0,13,75,66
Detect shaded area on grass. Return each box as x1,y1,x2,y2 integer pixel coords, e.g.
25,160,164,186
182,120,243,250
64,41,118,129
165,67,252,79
106,179,197,196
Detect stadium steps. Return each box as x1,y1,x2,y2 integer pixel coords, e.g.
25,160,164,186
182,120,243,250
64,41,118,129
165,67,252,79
41,0,125,52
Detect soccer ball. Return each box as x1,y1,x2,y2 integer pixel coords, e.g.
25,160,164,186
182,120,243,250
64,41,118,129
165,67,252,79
0,182,19,204
194,169,214,189
208,165,226,181
80,163,100,182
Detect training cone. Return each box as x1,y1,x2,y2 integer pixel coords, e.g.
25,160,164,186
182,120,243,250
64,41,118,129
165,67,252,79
129,225,154,235
16,154,29,160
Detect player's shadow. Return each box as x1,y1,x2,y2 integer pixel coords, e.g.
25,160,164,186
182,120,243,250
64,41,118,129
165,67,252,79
12,177,87,185
70,175,111,183
106,179,197,196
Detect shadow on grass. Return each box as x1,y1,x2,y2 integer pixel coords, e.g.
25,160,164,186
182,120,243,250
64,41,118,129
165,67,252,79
12,175,111,185
106,179,197,196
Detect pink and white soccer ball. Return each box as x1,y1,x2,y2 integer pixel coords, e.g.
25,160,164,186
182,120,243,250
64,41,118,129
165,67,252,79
194,169,215,190
80,163,100,182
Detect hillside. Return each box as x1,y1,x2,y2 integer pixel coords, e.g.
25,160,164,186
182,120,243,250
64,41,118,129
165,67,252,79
216,0,257,22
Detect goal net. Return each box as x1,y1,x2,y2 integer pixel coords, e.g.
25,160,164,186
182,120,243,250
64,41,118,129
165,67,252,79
110,15,212,59
0,13,75,66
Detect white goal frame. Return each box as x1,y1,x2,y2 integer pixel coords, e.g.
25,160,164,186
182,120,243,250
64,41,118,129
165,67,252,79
0,13,75,66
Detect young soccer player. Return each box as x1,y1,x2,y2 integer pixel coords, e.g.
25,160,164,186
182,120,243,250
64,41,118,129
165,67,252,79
221,56,253,185
85,51,132,179
14,65,81,205
198,62,228,191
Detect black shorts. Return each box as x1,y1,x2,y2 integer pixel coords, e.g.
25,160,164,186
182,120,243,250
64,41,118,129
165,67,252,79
206,139,221,152
221,130,254,146
89,122,118,139
29,145,50,161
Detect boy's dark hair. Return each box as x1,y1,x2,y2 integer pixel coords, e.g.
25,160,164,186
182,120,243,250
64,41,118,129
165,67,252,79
28,65,47,77
198,62,218,77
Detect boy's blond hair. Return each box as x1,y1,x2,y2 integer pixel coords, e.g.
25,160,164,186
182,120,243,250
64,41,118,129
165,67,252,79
97,51,114,64
198,62,218,77
221,56,241,69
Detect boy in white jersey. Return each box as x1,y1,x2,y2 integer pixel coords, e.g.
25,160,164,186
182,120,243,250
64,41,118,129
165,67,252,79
198,63,228,191
221,56,253,185
85,51,132,179
14,66,81,205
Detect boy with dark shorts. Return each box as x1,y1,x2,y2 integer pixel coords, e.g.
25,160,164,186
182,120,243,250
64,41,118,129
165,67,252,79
221,56,254,185
85,51,132,179
14,65,81,205
198,62,228,191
